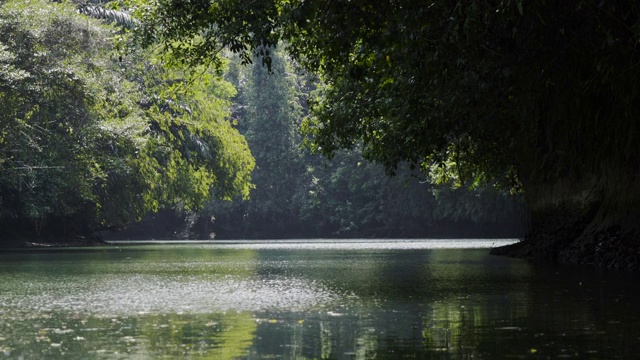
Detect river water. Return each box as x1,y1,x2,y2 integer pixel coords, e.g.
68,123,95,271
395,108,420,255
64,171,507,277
0,239,638,359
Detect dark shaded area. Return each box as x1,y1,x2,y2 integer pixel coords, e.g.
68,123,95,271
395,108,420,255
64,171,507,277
99,209,190,241
492,201,640,271
0,215,105,248
102,208,524,241
207,213,524,240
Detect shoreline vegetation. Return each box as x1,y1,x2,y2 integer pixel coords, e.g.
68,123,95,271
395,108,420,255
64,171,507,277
0,0,524,253
3,1,640,271
0,238,106,249
0,235,520,249
0,238,519,258
123,1,640,270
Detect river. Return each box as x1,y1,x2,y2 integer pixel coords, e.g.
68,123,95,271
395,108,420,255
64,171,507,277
0,239,638,359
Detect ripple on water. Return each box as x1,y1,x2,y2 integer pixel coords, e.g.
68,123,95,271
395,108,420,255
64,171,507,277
16,276,343,315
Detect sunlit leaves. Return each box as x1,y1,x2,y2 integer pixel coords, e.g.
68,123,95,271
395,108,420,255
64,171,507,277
0,0,255,240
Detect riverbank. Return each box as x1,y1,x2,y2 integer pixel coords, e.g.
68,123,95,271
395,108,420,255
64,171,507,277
492,167,640,272
490,228,640,271
0,236,106,249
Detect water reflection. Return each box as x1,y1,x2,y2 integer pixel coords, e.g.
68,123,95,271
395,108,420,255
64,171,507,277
0,241,638,358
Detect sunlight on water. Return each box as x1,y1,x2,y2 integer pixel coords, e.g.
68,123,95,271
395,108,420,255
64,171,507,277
22,276,342,315
107,238,519,250
0,239,518,317
1,239,637,359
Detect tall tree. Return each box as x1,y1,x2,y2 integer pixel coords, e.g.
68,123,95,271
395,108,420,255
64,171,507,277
132,0,640,267
202,50,306,238
0,0,254,244
198,53,522,240
241,49,306,234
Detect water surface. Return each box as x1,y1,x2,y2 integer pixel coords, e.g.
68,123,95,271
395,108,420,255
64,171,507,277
0,239,638,359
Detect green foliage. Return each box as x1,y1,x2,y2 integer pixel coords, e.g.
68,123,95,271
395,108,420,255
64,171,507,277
132,0,640,197
239,49,305,230
0,0,254,241
0,0,119,234
203,50,306,238
127,0,280,69
127,53,254,211
202,53,522,239
298,151,437,237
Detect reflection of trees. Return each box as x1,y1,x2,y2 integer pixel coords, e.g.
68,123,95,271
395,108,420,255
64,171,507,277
278,249,535,359
419,250,531,357
423,302,527,356
317,318,375,359
0,311,257,359
132,247,259,358
249,248,535,359
6,246,640,358
140,312,256,359
0,246,261,358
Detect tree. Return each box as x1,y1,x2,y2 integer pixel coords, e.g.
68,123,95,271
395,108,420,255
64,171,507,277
0,0,254,243
198,53,522,240
201,50,306,239
131,0,640,267
239,49,306,235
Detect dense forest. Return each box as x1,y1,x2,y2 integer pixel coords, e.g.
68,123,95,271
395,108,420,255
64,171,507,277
121,0,640,270
0,0,254,245
0,0,523,245
3,0,640,270
107,50,524,240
